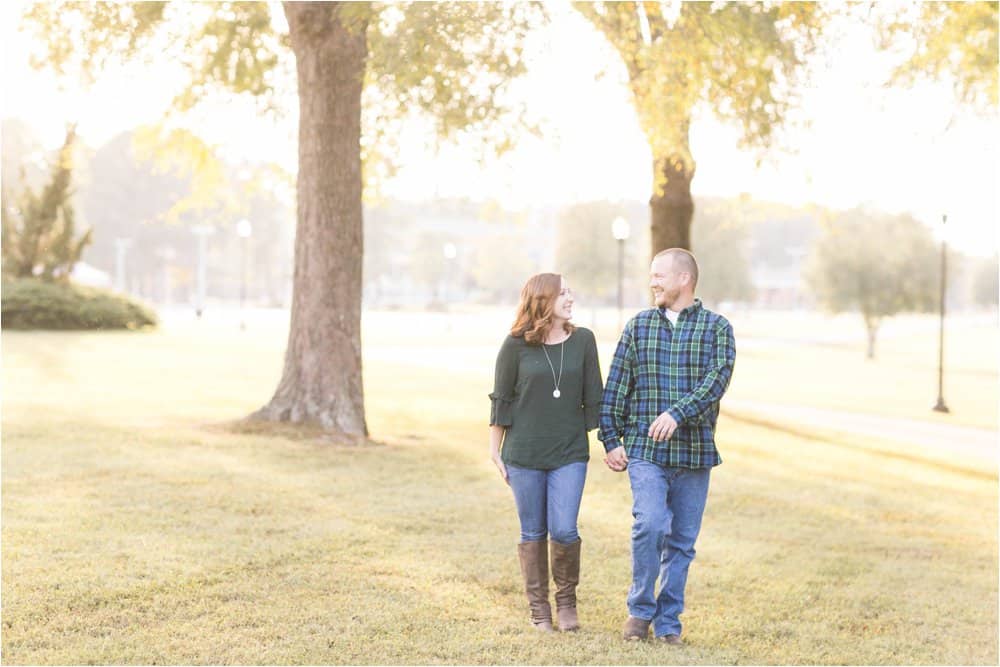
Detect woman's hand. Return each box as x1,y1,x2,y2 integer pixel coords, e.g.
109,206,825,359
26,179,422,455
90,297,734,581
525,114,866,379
488,425,508,485
604,445,628,472
491,452,509,485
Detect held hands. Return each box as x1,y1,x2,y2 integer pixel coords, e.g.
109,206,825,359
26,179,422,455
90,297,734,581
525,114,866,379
604,446,627,472
648,411,679,442
604,413,679,473
491,452,509,486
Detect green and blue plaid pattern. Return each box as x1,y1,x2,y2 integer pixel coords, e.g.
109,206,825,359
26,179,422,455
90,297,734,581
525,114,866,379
599,300,736,468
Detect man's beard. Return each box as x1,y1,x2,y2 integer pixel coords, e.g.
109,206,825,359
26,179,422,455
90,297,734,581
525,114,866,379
657,288,680,309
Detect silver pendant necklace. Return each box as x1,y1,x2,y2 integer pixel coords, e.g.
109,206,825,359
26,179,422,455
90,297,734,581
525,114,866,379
541,340,564,399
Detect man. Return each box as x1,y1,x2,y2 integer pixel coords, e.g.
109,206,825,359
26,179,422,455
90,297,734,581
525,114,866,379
599,248,736,645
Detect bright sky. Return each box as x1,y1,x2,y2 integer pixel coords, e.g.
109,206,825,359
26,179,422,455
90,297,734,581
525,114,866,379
2,1,997,256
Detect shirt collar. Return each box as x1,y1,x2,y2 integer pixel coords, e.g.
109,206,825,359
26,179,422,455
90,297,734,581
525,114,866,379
657,298,702,321
685,298,703,314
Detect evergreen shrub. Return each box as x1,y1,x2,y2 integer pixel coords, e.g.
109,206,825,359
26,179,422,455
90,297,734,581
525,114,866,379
2,278,158,330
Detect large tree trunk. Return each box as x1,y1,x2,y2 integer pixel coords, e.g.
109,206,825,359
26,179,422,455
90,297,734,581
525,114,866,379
252,2,369,437
648,118,695,257
649,151,695,256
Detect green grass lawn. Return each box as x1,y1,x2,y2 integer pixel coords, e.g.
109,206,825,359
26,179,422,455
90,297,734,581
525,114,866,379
722,312,999,430
577,307,999,430
2,315,997,664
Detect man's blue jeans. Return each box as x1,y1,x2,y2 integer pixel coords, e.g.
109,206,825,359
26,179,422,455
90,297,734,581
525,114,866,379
506,461,587,544
626,459,711,637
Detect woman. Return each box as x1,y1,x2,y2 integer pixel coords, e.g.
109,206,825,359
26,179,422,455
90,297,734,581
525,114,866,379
489,273,603,632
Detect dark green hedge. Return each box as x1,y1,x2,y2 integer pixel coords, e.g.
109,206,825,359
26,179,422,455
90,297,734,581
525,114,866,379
2,278,158,330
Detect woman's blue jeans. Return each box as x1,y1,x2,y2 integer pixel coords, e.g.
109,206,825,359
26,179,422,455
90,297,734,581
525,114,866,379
506,461,587,544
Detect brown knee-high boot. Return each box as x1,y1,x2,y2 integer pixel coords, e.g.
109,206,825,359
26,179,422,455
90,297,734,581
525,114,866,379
550,538,581,631
517,540,554,631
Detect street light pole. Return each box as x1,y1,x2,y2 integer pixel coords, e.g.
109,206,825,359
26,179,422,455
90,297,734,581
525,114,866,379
442,242,458,332
157,246,176,306
237,219,252,331
113,238,131,293
442,242,458,306
612,216,631,333
933,213,949,413
617,238,624,329
192,225,214,318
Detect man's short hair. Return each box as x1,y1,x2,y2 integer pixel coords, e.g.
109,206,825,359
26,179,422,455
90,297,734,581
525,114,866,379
654,248,699,287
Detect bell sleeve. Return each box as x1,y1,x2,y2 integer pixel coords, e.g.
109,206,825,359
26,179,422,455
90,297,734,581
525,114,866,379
489,336,518,427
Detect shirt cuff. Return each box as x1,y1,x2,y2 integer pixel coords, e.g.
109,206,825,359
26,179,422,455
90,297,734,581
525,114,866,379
489,393,514,426
601,436,623,453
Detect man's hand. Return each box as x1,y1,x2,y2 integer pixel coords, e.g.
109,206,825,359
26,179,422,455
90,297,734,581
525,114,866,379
604,445,628,472
648,411,679,442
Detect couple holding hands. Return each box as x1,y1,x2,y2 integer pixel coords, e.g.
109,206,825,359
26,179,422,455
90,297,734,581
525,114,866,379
488,248,736,644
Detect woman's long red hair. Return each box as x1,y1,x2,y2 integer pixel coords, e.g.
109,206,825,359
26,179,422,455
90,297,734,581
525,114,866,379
510,273,574,345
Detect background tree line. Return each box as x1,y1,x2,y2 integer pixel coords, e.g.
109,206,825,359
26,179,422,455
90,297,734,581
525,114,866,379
16,0,998,436
6,112,996,329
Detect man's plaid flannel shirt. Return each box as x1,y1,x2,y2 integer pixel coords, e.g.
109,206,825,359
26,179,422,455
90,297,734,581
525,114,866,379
598,300,736,468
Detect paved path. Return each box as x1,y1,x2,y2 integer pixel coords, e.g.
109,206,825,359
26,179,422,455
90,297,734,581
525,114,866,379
724,399,997,464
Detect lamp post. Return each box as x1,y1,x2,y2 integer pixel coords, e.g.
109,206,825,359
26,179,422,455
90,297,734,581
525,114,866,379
113,238,131,293
442,242,458,331
933,213,950,413
611,216,631,332
156,245,176,306
442,241,458,303
237,218,252,331
192,225,214,318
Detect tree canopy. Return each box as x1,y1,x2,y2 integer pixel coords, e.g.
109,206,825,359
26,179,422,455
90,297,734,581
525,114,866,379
24,1,537,181
573,1,827,252
882,1,998,110
805,208,938,359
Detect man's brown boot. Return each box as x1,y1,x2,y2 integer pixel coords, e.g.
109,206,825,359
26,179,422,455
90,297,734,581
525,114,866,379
550,538,581,631
517,541,554,632
623,616,651,641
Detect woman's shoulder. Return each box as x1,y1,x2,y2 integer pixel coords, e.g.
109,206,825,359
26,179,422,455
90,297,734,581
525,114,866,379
499,333,527,350
572,326,597,342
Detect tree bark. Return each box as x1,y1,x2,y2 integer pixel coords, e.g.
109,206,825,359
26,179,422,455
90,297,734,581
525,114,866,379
251,2,369,436
649,139,696,258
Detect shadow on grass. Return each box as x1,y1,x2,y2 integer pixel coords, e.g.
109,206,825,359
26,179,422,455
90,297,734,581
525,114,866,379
722,409,997,482
211,417,386,448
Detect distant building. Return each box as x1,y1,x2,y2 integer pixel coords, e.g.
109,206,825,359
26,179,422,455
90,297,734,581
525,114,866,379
751,265,810,308
749,245,812,309
70,262,112,288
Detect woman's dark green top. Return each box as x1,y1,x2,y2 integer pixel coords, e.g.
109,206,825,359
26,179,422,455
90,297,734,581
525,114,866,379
489,327,604,470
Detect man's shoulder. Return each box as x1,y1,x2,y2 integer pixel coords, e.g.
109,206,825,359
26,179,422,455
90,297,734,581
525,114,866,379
694,305,732,332
629,308,661,325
